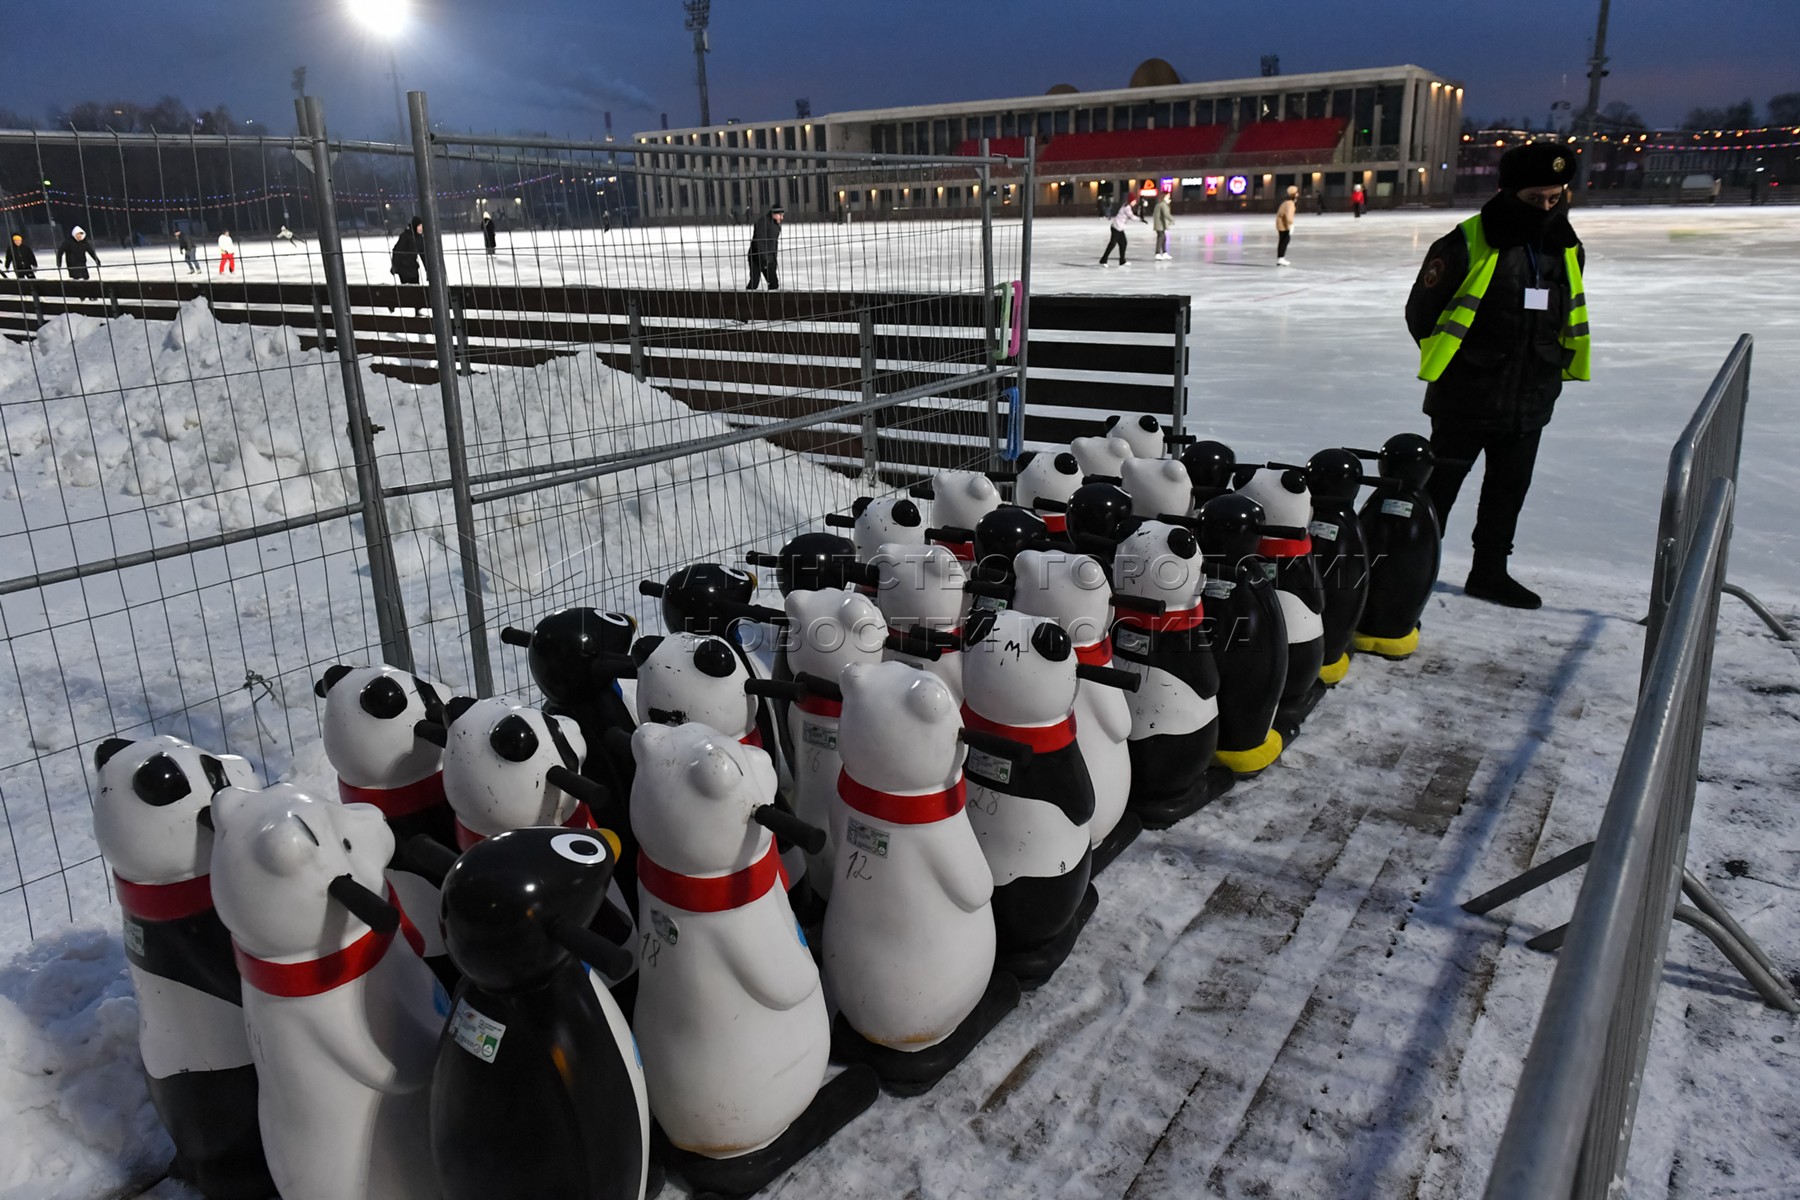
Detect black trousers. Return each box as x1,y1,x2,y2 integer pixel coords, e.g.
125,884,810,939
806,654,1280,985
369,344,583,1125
1425,418,1544,559
1100,228,1128,264
746,256,778,290
1277,230,1291,259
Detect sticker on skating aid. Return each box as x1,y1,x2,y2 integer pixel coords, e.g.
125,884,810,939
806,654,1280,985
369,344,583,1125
650,909,680,946
965,747,1013,786
1262,562,1278,580
1114,627,1150,655
845,816,889,858
972,594,1010,614
801,718,838,751
1203,578,1236,599
1309,519,1340,541
122,919,144,957
1381,499,1415,518
450,999,507,1063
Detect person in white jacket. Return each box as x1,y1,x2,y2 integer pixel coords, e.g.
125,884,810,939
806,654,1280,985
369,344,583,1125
1098,197,1144,267
217,231,237,275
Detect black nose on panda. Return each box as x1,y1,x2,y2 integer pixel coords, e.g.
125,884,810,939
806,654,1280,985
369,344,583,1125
693,640,737,679
892,499,922,527
132,753,192,807
489,714,540,763
1169,527,1199,559
359,676,409,720
1030,623,1073,662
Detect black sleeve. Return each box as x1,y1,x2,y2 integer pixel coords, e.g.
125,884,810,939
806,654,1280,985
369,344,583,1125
1404,229,1468,345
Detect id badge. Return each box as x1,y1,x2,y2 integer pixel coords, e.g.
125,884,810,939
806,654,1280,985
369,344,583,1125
1523,288,1550,311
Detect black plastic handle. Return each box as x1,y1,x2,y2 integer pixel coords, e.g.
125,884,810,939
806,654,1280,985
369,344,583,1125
882,631,944,661
1076,663,1141,691
1345,447,1382,459
545,764,609,808
413,719,448,748
1110,593,1168,615
589,655,638,679
744,551,781,567
909,481,936,500
1155,512,1202,529
327,874,400,935
964,577,1012,599
1031,497,1069,513
400,833,459,887
500,626,533,648
1262,524,1310,540
1164,432,1197,445
753,804,827,856
1071,531,1121,555
840,561,881,588
927,525,976,543
638,580,666,598
544,914,634,980
1083,474,1122,486
1265,460,1308,472
791,671,845,701
824,513,857,528
1369,475,1405,489
959,727,1035,766
745,677,807,701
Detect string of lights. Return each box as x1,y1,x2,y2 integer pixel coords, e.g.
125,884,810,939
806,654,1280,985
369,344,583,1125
0,171,571,216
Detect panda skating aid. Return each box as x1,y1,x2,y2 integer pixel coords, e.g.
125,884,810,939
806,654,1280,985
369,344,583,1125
629,723,876,1195
1103,413,1168,459
91,735,277,1200
824,496,926,563
1013,450,1083,534
209,782,444,1200
824,662,1021,1096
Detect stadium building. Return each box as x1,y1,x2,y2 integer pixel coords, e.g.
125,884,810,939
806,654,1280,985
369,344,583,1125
632,62,1464,221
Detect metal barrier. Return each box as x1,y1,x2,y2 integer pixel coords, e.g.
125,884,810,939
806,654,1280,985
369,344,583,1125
1473,338,1798,1199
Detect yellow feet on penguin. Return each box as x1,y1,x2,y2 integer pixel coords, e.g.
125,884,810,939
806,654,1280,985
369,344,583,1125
1318,652,1351,686
1351,627,1420,660
1215,729,1284,777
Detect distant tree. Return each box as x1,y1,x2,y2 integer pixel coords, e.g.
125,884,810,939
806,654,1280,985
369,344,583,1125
195,106,235,135
1598,101,1645,130
0,107,36,130
143,96,194,135
1768,92,1800,126
1685,99,1757,130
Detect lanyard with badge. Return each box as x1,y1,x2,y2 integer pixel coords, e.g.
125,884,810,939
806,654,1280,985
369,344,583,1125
1522,245,1551,311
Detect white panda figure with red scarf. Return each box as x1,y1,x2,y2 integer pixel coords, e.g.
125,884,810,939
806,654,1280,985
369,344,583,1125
959,607,1099,986
1070,434,1134,481
924,469,1001,562
871,543,971,704
317,664,455,976
91,734,276,1200
1015,450,1083,536
1103,413,1167,459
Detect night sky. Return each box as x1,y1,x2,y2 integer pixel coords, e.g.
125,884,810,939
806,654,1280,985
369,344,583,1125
2,0,1790,139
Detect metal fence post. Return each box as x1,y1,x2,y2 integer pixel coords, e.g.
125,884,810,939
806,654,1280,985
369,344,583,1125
311,285,328,353
979,141,998,470
451,286,472,377
1016,137,1035,456
299,95,414,672
859,307,879,480
409,89,493,697
1172,302,1190,433
629,297,646,382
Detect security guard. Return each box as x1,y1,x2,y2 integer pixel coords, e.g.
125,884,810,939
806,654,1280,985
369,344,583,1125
1405,142,1590,610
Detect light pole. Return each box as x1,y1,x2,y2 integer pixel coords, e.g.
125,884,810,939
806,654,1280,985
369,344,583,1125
346,0,410,147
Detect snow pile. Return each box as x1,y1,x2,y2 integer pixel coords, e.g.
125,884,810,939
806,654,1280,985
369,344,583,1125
0,930,166,1200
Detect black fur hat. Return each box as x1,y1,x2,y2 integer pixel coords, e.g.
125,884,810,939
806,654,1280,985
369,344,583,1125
1498,143,1576,191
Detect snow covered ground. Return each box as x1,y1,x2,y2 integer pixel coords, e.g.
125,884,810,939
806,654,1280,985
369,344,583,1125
2,206,1797,1199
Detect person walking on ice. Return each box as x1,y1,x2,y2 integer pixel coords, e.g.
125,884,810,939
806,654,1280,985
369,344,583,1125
482,211,496,256
217,230,237,274
177,227,198,274
58,226,101,279
1099,196,1142,266
1276,185,1298,266
745,204,783,290
1405,142,1590,611
1151,189,1175,260
3,232,37,279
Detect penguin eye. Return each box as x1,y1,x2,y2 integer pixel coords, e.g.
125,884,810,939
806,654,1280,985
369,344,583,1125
132,753,192,807
552,833,609,865
359,676,409,720
692,640,737,679
489,715,540,763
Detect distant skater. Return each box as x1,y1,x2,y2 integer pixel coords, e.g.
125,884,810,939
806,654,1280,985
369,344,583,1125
1276,185,1297,266
217,231,237,274
58,226,100,279
1151,190,1175,260
3,232,37,279
1315,190,1328,216
1098,199,1142,266
745,204,783,290
391,217,425,285
482,211,496,256
1351,183,1366,218
177,228,199,274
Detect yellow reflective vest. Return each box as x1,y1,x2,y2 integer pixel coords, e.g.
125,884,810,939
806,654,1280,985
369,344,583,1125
1417,214,1591,383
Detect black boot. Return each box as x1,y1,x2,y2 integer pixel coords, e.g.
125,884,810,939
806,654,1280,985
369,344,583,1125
1464,555,1541,610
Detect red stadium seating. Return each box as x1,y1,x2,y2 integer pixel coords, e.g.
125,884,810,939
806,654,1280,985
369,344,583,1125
1230,117,1349,155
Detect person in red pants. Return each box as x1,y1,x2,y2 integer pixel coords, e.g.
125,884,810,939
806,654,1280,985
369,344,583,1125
217,230,237,274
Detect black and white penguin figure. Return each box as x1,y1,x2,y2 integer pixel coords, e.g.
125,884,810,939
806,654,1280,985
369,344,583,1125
1234,464,1329,734
1014,449,1083,536
1305,448,1377,685
1064,479,1138,564
1354,433,1441,660
630,722,877,1194
1071,433,1134,481
919,469,1002,562
497,607,637,816
209,782,443,1200
744,531,861,597
970,504,1050,591
1109,520,1235,825
430,827,649,1200
1196,494,1290,776
1180,439,1238,506
824,661,1019,1094
774,587,889,901
1010,548,1139,872
317,663,456,981
960,607,1103,986
1121,456,1196,520
826,496,927,563
1104,413,1167,459
871,542,971,703
91,734,276,1200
